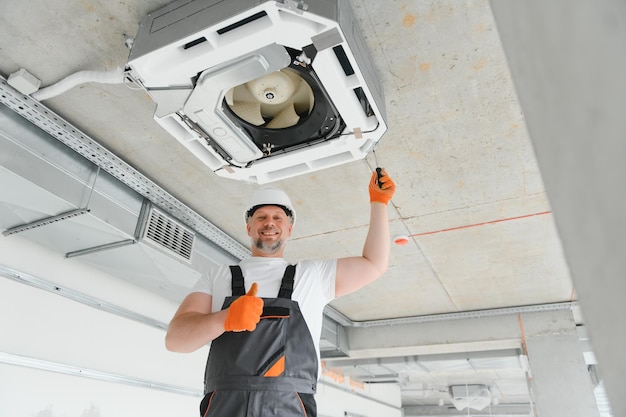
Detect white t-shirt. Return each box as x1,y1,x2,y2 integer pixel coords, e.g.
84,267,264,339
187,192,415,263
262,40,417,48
191,256,337,368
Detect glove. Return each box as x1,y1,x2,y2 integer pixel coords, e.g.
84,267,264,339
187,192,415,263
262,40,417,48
224,282,263,332
369,168,395,205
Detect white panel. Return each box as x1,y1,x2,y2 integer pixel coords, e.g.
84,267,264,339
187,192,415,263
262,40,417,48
0,363,198,417
317,378,402,417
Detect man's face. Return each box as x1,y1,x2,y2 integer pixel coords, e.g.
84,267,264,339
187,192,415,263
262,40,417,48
247,205,293,256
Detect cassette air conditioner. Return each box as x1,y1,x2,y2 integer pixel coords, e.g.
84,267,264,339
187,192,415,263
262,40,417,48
126,0,387,183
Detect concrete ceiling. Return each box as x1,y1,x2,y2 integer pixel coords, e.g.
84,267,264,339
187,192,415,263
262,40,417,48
0,0,599,415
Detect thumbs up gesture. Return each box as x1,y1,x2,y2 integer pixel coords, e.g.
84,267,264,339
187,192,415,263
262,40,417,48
224,283,263,332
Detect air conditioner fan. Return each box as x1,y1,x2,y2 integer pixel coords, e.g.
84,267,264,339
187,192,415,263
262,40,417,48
222,53,343,156
225,68,311,129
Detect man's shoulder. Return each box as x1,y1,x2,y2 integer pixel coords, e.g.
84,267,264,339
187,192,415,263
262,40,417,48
296,259,325,268
296,258,337,276
198,262,231,279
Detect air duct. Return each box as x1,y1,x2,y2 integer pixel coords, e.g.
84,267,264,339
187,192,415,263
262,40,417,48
0,103,238,302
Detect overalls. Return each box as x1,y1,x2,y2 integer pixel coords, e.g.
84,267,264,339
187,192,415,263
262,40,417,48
200,264,318,417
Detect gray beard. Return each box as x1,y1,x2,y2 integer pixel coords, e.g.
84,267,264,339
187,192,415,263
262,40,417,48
252,237,283,255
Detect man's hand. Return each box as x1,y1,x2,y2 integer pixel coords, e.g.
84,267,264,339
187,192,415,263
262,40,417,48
224,283,263,332
369,168,396,205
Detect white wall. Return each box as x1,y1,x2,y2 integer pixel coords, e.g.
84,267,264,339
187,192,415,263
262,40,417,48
0,364,199,417
0,235,207,417
316,374,402,417
0,234,402,417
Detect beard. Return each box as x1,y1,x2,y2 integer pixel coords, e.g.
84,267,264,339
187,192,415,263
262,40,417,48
252,236,284,255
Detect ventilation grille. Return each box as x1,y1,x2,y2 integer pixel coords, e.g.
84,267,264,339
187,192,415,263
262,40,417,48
143,208,195,262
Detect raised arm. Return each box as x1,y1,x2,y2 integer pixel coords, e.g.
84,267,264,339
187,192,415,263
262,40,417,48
335,169,396,297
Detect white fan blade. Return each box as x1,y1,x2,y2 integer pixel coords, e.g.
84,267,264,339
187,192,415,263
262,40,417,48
230,101,264,126
291,79,314,115
266,104,300,129
233,84,261,103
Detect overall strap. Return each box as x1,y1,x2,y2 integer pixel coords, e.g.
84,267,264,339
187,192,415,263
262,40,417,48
230,264,296,298
229,265,246,296
277,264,297,299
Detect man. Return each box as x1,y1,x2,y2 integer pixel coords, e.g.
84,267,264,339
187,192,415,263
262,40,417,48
165,169,396,417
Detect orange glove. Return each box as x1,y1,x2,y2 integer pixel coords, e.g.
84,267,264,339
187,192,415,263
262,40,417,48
369,168,395,204
224,283,263,332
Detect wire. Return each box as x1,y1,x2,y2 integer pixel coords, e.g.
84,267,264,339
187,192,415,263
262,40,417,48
337,121,381,137
85,166,100,208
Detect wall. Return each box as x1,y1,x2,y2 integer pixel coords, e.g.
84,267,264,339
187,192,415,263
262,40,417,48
316,374,402,417
0,234,207,417
0,234,401,417
489,1,626,416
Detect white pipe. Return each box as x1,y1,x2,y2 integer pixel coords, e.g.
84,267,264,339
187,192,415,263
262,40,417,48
32,67,125,101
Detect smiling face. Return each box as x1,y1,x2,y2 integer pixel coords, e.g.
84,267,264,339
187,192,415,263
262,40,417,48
246,205,293,257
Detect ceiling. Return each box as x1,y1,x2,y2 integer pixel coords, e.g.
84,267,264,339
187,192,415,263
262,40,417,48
0,0,598,415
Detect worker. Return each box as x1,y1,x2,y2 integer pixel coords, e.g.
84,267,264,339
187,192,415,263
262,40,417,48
165,168,396,417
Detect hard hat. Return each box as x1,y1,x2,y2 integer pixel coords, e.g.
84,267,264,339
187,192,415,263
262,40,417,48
245,187,296,225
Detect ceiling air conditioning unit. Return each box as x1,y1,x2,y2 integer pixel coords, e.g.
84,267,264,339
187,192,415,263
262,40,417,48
126,0,386,183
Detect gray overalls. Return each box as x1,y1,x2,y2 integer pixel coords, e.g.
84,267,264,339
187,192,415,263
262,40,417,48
200,264,318,417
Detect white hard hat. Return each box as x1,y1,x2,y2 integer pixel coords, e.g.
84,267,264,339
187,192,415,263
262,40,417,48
245,187,296,225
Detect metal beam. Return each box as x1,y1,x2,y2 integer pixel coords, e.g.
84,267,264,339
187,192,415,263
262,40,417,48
2,208,90,236
403,403,531,416
325,300,578,327
0,351,201,397
344,313,522,358
321,302,578,359
324,348,521,369
0,265,168,331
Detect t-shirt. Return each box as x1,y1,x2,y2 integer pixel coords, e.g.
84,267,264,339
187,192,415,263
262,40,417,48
190,256,337,371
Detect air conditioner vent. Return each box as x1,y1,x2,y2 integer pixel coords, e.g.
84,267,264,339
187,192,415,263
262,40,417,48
143,208,195,262
217,10,268,35
332,45,354,76
353,87,374,117
184,36,207,49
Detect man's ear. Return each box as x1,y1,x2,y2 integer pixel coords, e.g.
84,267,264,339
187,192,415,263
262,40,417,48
246,222,251,236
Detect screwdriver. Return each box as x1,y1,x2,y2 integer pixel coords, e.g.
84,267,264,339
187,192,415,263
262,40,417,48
372,147,383,188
